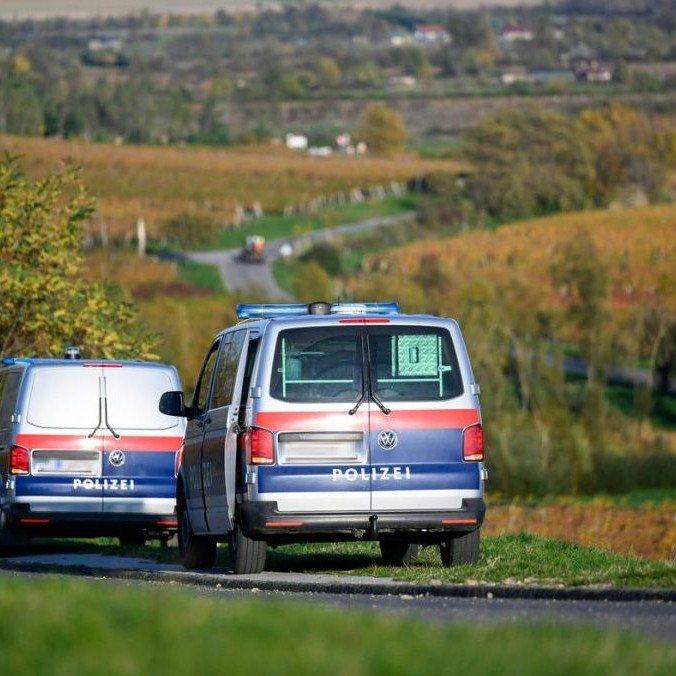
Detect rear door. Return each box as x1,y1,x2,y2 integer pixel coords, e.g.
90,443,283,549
254,324,371,513
102,366,183,518
201,329,247,533
19,365,104,513
366,324,481,512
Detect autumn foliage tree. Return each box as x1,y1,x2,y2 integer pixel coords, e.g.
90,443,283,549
0,155,157,359
356,103,408,156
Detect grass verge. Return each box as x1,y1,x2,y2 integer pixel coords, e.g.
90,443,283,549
0,575,674,675
22,533,676,589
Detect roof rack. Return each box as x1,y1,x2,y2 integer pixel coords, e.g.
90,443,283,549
236,302,400,320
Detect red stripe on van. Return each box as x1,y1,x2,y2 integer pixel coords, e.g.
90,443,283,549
15,434,183,452
255,410,478,432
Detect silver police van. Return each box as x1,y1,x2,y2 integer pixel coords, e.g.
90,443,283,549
0,355,185,548
162,302,486,574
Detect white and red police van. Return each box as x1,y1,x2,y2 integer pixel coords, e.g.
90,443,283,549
160,302,486,573
0,356,185,547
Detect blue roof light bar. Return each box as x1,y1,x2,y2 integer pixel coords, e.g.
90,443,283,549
236,302,400,320
2,357,32,366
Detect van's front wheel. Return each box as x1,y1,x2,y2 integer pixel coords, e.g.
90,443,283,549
440,529,480,566
177,501,217,569
228,522,266,574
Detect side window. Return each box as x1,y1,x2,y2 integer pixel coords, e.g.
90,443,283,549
193,342,221,412
0,374,7,428
0,372,21,429
211,331,246,409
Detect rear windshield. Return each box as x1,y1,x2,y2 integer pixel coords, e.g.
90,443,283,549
368,326,463,401
270,325,463,403
26,367,178,430
27,368,100,429
105,368,178,430
271,327,362,403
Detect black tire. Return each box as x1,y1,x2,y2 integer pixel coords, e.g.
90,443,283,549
177,498,217,570
118,533,147,547
379,540,419,566
228,521,266,574
440,529,480,567
0,510,26,553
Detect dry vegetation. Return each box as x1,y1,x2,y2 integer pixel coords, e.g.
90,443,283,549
358,203,676,318
0,134,464,241
486,502,676,561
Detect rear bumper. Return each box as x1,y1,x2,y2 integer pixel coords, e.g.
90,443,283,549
4,502,177,537
239,497,485,544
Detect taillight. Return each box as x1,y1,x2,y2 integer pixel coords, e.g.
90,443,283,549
240,427,274,465
10,445,30,474
462,424,484,462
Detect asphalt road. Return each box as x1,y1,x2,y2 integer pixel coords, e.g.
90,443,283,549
185,212,415,299
1,552,674,644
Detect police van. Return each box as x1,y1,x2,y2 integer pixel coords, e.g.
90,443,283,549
160,302,486,574
0,354,185,547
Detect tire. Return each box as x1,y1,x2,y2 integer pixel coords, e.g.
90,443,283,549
177,498,217,570
118,533,147,547
228,521,266,574
0,509,26,553
379,540,419,566
440,529,480,567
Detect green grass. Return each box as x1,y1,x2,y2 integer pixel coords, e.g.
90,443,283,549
0,575,674,676
487,489,676,509
259,534,676,588
176,260,224,292
28,533,676,589
604,383,676,430
211,194,417,250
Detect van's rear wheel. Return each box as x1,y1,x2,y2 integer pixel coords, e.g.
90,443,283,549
177,500,217,570
228,522,266,574
440,529,480,566
379,540,419,566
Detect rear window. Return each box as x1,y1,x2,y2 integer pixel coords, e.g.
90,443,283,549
27,368,100,429
105,368,178,430
368,326,463,401
271,327,362,403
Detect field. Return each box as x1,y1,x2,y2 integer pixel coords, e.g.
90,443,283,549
355,203,676,317
0,0,554,19
0,135,463,242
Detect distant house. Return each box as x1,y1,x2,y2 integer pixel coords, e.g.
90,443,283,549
573,60,612,83
500,66,530,85
500,24,535,42
285,133,308,150
413,24,452,45
390,31,413,47
88,36,123,52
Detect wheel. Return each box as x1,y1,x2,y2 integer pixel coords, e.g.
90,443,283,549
440,529,480,567
379,540,419,566
228,521,266,574
0,509,26,552
177,498,217,569
118,533,147,547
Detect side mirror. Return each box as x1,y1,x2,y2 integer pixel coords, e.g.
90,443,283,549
159,391,189,418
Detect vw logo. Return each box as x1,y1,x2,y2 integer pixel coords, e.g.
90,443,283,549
109,451,125,467
377,430,398,450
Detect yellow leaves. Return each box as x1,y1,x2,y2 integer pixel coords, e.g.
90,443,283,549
12,53,31,75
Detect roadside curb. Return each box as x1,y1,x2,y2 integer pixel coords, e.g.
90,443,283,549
1,560,674,603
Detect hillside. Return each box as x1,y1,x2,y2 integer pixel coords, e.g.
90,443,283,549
0,135,462,242
356,204,676,317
